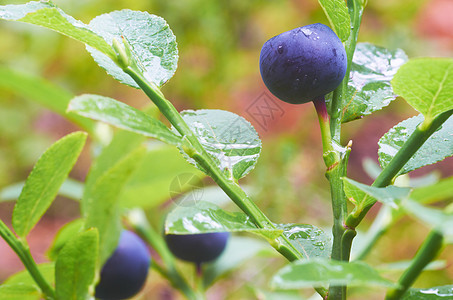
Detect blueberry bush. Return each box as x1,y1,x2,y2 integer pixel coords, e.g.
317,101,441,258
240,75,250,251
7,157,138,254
0,0,452,299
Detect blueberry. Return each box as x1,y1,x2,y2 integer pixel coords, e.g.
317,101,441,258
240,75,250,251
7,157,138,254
165,232,230,265
95,230,151,300
259,23,347,104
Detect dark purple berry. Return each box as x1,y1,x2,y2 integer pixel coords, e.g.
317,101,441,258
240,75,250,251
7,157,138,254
260,23,347,104
95,230,151,300
165,232,229,264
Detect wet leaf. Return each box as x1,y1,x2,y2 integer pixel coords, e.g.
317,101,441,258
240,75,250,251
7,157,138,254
392,58,453,122
87,9,178,88
180,109,261,181
277,224,331,259
340,43,408,122
378,114,453,175
165,201,282,241
402,285,453,299
68,94,182,146
271,259,396,289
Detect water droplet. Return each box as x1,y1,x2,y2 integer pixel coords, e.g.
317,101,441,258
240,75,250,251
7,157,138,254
301,28,312,37
277,45,284,54
150,46,164,56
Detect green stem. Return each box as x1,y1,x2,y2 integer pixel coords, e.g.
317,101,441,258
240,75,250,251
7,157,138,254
152,263,203,300
385,230,444,300
0,220,55,299
346,109,453,229
191,152,302,261
313,96,338,166
330,0,364,141
338,110,452,298
326,150,350,300
326,2,364,299
314,96,350,300
122,66,330,296
124,67,273,227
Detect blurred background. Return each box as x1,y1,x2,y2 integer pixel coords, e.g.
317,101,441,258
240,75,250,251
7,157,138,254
0,0,452,299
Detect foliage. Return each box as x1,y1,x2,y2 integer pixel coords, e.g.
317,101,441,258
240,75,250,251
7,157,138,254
0,1,451,300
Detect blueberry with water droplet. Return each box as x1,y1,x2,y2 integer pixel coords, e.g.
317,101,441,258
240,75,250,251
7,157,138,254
165,232,230,266
259,23,347,104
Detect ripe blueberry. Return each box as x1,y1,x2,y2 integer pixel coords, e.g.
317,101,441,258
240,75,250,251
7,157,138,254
95,230,151,300
259,23,347,104
165,232,230,265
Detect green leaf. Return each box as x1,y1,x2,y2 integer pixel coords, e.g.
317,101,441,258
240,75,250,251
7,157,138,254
271,259,396,289
0,66,94,133
86,9,178,88
343,178,411,209
402,285,453,299
403,200,453,237
340,43,408,122
378,114,453,175
377,260,446,273
4,263,55,286
47,218,85,261
55,228,99,300
180,109,261,181
392,58,453,122
277,224,331,259
12,132,87,237
0,1,115,60
317,0,350,42
0,284,41,300
1,178,83,203
203,236,273,287
254,289,305,300
165,201,282,241
411,176,453,204
83,147,146,265
168,184,244,209
120,145,204,208
68,94,182,146
85,130,145,197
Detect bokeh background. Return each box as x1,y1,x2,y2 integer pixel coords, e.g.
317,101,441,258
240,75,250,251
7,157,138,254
0,0,452,299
